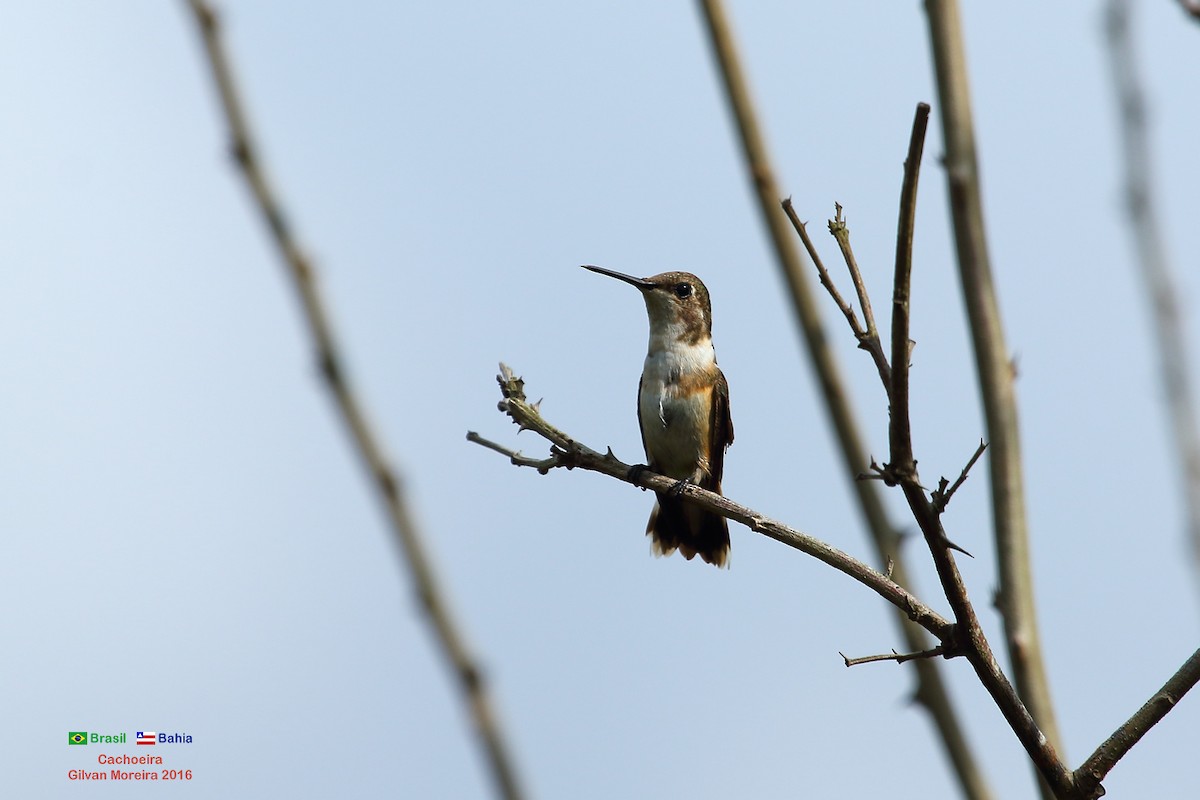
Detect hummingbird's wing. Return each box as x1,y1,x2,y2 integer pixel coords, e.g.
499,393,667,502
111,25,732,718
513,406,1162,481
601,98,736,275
640,367,733,568
707,367,733,491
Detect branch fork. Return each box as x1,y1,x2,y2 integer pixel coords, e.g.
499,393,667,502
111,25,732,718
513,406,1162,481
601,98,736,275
473,363,955,641
474,351,1200,800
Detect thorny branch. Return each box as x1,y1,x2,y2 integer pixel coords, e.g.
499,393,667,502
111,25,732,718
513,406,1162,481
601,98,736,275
885,109,1075,790
475,365,953,641
479,354,1200,799
694,1,990,795
841,646,948,668
183,4,525,799
922,5,1062,788
798,98,1200,797
807,103,1072,795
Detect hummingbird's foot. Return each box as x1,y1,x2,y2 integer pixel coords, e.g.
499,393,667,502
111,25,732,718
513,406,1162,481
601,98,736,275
667,477,692,498
627,464,649,482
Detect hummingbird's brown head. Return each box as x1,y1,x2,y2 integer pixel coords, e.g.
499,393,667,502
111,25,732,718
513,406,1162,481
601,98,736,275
581,265,713,345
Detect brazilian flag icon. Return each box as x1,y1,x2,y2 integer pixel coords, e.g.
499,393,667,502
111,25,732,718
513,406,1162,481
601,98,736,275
69,732,88,745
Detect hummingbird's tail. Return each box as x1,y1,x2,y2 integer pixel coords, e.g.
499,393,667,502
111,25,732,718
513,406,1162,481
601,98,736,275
647,494,730,568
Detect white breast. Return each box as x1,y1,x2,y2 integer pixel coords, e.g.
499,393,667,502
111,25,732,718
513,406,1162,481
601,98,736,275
638,340,716,481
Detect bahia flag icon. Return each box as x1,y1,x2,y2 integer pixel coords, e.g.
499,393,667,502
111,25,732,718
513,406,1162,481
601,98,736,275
69,732,88,745
136,731,157,746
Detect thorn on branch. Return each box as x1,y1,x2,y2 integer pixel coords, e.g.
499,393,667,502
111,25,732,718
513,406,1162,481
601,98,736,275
858,456,922,489
931,439,989,515
941,535,975,559
857,456,897,485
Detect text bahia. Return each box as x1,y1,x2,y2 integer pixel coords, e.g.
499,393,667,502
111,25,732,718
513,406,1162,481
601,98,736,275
159,732,193,744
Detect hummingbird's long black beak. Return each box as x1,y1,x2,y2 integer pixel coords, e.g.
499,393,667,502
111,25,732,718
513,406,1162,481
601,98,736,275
581,265,654,290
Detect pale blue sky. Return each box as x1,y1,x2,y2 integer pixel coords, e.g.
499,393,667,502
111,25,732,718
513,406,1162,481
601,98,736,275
3,2,1198,797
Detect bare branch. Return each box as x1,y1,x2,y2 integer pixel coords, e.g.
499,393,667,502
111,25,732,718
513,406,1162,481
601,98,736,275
841,645,948,668
922,3,1063,787
693,4,991,795
893,477,1070,796
1074,648,1200,797
1177,0,1200,20
779,199,859,332
479,364,954,639
782,199,894,391
183,5,525,799
860,102,1072,796
1105,0,1200,602
887,103,930,480
780,199,889,375
466,431,561,473
484,353,1078,793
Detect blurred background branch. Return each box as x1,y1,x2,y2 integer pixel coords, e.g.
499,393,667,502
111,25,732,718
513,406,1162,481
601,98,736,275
1177,1,1200,21
183,3,525,798
921,3,1062,795
695,1,992,797
1105,0,1200,603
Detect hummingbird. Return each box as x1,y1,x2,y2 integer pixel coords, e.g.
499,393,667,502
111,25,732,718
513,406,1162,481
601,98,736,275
582,265,734,567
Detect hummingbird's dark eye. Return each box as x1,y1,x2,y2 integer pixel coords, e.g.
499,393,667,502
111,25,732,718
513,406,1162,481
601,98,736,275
674,283,693,299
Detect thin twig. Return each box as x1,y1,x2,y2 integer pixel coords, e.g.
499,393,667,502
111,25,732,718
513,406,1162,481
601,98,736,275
875,104,1074,795
693,3,992,796
829,204,883,348
481,365,953,639
1073,647,1200,797
782,201,871,347
884,105,976,624
780,199,860,331
1105,0,1200,603
783,199,893,391
492,357,1072,795
933,439,989,515
466,431,560,473
841,645,948,668
922,4,1063,792
183,5,524,799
